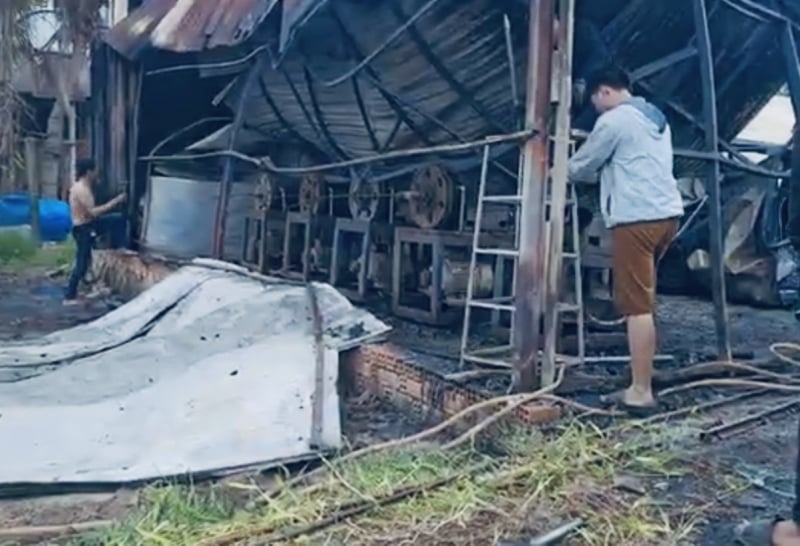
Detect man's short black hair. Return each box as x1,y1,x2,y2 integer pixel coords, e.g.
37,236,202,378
586,66,630,96
76,158,96,179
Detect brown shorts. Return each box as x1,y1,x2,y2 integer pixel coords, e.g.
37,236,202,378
612,219,679,316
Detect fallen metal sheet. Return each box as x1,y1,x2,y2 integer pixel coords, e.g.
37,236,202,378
0,260,389,490
0,267,218,370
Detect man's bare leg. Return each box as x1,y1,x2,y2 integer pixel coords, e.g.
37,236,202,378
624,313,657,407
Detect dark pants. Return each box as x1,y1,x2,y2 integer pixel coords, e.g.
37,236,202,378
65,223,93,300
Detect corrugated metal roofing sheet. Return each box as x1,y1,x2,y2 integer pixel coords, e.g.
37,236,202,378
0,261,389,491
189,0,800,177
105,0,279,59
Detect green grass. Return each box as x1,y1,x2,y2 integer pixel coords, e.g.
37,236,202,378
77,422,704,546
0,230,74,271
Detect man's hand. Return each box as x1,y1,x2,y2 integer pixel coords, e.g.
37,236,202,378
111,192,127,206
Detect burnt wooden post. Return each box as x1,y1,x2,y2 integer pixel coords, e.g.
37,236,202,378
212,53,267,259
513,0,555,392
24,137,42,244
692,0,732,361
782,24,800,252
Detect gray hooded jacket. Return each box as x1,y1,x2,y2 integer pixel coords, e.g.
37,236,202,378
568,96,684,228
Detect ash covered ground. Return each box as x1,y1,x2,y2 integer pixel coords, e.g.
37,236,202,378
1,266,800,544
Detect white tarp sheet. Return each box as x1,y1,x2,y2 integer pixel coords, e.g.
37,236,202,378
0,260,389,490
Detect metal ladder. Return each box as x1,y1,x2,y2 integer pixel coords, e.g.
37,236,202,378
458,0,583,382
457,157,585,371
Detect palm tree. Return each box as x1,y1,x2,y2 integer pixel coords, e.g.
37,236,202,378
0,0,104,191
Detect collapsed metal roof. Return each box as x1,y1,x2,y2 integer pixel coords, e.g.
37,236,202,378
0,261,389,491
104,0,324,59
104,0,281,58
108,0,800,177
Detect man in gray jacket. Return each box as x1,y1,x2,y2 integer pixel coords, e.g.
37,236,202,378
568,68,684,413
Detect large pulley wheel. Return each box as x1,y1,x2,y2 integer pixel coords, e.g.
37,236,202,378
409,164,456,229
254,172,273,213
299,173,325,215
349,173,385,221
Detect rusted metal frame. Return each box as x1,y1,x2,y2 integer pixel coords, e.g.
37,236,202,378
541,0,575,387
732,0,800,31
381,117,404,151
351,76,381,151
716,26,771,96
278,64,339,157
255,75,326,156
313,0,447,88
302,66,349,159
693,0,733,361
212,53,267,259
512,0,555,392
780,22,800,120
360,72,518,180
141,129,537,173
386,0,508,134
634,78,753,164
720,0,769,22
329,7,436,148
611,0,722,98
629,46,698,82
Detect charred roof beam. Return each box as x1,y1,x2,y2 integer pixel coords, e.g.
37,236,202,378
328,6,435,147
351,77,381,151
386,0,509,134
255,74,327,157
629,46,698,82
278,64,342,159
303,66,350,159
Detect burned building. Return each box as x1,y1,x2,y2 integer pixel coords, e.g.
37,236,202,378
95,0,800,386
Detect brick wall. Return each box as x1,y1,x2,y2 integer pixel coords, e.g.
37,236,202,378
92,250,561,431
341,343,560,428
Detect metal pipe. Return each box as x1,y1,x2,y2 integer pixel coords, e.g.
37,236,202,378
148,117,232,157
212,53,268,259
504,14,520,112
512,0,555,393
693,0,732,361
141,129,537,173
458,185,466,232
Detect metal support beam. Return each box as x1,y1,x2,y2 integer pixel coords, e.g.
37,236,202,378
630,46,697,82
212,53,267,259
693,0,732,361
781,22,800,121
512,0,554,392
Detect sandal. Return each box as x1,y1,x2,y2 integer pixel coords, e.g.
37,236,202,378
600,389,660,418
735,517,781,545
